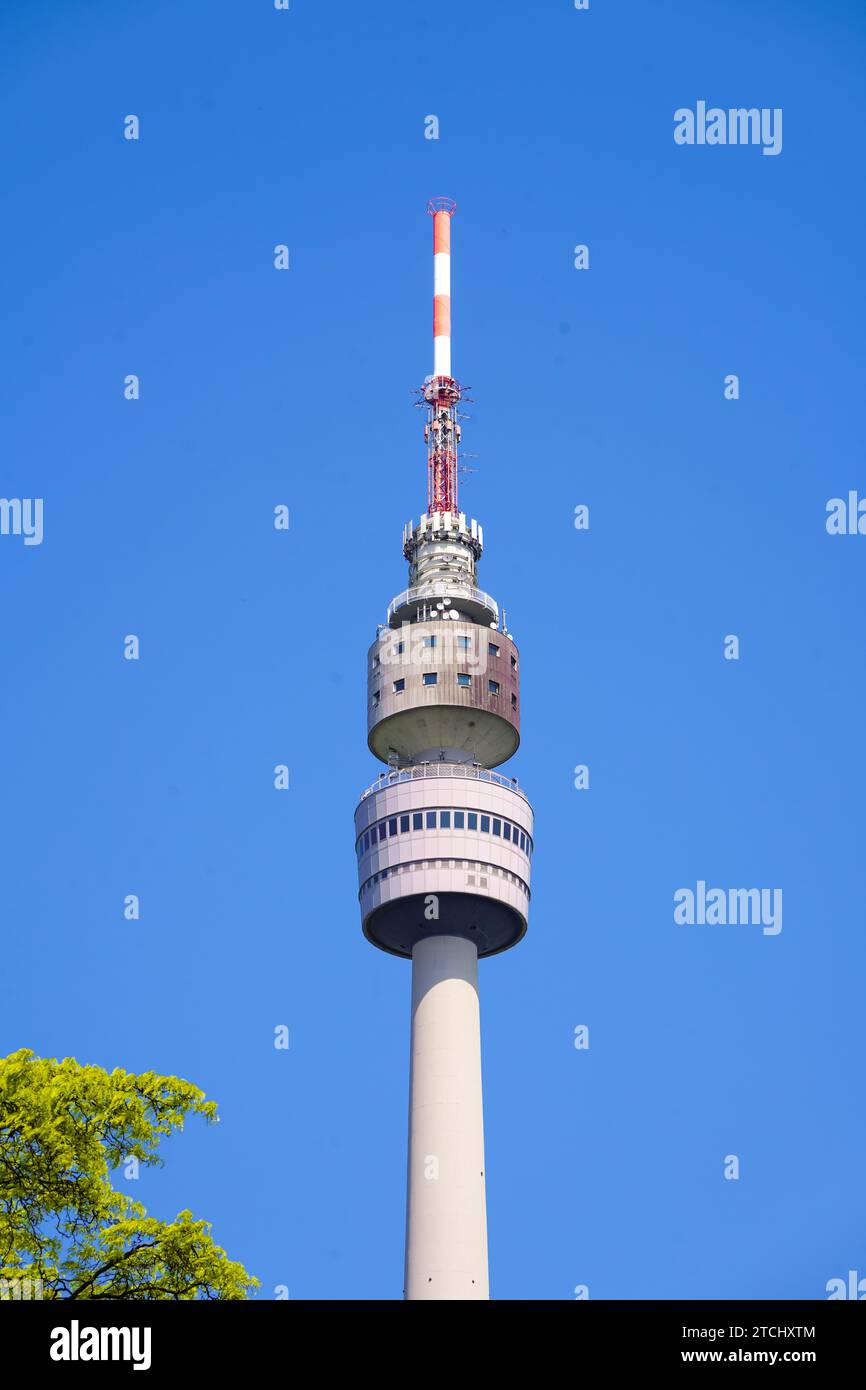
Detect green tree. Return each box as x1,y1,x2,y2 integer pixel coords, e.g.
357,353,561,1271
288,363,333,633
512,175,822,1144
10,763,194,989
0,1048,258,1299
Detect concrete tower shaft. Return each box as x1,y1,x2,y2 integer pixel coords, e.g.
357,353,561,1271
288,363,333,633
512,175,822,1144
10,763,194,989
354,199,534,1301
404,936,488,1300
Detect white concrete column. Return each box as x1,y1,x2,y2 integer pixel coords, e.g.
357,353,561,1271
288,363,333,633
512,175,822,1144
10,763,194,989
404,934,489,1300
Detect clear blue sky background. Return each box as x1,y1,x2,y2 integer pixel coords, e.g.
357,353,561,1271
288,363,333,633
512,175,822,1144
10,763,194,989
2,0,864,1300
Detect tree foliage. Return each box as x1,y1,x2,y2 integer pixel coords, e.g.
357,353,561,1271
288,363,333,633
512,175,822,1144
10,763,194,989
0,1048,257,1299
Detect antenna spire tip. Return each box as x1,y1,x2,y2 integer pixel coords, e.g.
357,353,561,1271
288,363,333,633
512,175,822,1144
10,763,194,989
427,196,457,216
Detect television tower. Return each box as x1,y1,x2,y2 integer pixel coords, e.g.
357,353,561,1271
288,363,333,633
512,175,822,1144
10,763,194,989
354,199,534,1300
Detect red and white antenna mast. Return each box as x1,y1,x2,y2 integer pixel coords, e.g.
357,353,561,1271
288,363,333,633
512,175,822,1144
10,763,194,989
423,197,461,516
431,195,454,379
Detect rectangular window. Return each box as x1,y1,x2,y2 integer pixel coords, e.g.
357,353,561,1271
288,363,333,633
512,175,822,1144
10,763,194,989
511,654,517,668
488,680,500,696
457,672,471,687
393,678,405,693
373,690,381,704
457,635,471,651
480,815,490,833
454,811,465,829
426,811,437,829
503,823,511,841
373,655,380,667
400,814,410,833
388,818,397,837
468,812,478,830
488,642,500,657
519,831,525,851
423,672,437,686
423,635,436,648
492,818,501,836
395,641,405,655
511,692,517,707
370,826,378,844
440,811,451,829
413,812,423,831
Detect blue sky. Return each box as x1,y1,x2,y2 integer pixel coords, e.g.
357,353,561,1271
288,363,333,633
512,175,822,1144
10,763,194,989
2,0,864,1299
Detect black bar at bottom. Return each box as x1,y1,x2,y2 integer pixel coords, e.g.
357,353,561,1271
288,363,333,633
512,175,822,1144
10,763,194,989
3,1297,861,1375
